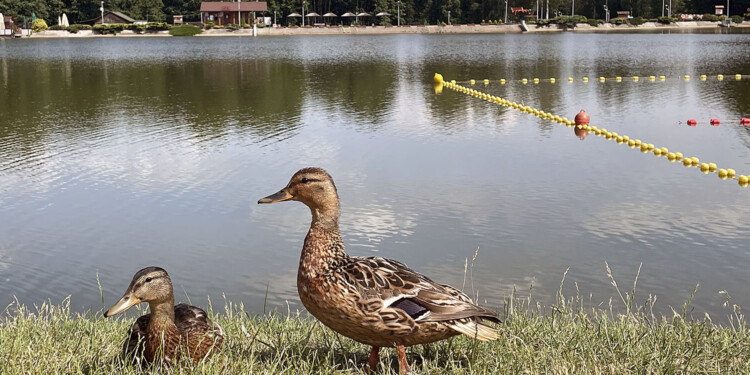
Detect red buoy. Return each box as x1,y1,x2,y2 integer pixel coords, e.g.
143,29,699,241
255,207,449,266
710,118,720,126
687,119,697,126
741,118,750,126
574,109,590,125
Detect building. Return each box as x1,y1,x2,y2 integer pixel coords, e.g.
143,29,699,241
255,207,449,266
81,11,136,25
200,2,268,25
1,16,14,36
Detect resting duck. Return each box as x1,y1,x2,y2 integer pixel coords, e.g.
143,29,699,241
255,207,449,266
259,167,499,373
104,266,224,364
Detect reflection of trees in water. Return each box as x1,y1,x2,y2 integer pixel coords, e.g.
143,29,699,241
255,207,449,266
0,59,307,168
306,61,399,131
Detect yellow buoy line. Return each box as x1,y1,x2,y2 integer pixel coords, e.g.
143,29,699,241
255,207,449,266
433,73,750,187
456,74,746,86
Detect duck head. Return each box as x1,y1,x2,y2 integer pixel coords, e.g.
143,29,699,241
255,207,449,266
104,266,174,317
258,167,341,229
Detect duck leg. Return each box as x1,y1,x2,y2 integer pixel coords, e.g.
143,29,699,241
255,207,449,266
397,345,409,374
368,346,380,372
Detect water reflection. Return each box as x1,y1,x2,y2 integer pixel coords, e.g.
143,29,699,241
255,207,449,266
0,33,749,319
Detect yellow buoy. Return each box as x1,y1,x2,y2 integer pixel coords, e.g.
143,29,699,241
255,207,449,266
660,147,668,155
628,140,636,147
683,159,692,167
647,143,655,151
533,78,540,84
483,79,489,84
654,148,662,156
667,153,676,161
599,77,605,82
717,74,724,80
690,157,699,166
649,76,656,81
470,79,475,85
708,163,717,172
735,74,741,81
675,152,683,161
582,77,589,82
700,75,707,80
622,135,630,142
500,79,506,84
684,75,691,80
718,169,728,179
616,76,622,82
739,175,749,185
568,77,573,82
634,139,642,147
633,76,639,81
700,163,709,172
451,80,456,84
550,78,556,83
433,73,444,84
522,78,528,84
728,169,736,178
659,75,666,81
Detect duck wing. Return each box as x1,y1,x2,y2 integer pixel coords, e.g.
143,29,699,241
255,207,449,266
174,304,224,359
342,256,500,340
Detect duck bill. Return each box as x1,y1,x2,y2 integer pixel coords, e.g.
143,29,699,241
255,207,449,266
104,292,141,317
258,189,294,204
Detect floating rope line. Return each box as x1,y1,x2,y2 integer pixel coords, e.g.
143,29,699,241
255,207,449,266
434,73,750,188
457,74,746,86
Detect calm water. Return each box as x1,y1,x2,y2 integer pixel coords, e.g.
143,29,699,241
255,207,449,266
1,30,749,321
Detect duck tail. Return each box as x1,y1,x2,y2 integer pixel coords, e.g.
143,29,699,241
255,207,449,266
449,320,499,341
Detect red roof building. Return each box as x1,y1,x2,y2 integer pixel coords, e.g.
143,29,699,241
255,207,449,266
200,2,268,25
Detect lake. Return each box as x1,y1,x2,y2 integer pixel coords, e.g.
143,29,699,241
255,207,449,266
1,30,749,321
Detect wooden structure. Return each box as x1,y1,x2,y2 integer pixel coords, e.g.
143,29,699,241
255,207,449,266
173,15,184,24
200,2,268,25
2,16,14,37
81,11,136,25
616,11,630,19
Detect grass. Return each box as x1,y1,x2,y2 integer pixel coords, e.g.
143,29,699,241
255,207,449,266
1,270,748,374
169,24,203,37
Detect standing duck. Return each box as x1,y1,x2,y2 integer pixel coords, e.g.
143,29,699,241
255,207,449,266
258,167,500,373
104,266,224,364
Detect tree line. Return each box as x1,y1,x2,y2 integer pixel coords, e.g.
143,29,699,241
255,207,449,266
0,0,745,26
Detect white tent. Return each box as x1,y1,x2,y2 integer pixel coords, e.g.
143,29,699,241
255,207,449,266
62,13,69,27
58,15,62,25
0,13,5,31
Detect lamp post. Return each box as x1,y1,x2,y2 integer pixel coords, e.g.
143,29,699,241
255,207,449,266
302,1,305,26
397,0,400,26
661,0,664,16
504,0,507,23
448,10,451,24
571,0,574,16
665,4,670,17
546,0,548,19
100,1,104,24
603,4,609,22
237,0,241,26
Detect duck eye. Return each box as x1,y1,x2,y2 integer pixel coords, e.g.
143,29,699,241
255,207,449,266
301,177,310,184
145,277,153,283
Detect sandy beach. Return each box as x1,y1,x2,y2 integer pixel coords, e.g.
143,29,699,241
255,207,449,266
22,21,750,38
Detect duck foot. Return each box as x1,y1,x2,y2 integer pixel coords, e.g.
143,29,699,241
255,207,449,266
397,345,409,374
367,346,380,373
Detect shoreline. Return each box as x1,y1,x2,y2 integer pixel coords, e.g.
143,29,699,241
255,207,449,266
22,21,750,38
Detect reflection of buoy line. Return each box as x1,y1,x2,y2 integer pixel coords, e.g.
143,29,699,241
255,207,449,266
434,73,750,188
449,74,746,86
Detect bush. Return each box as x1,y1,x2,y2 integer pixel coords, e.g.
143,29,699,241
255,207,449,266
66,24,91,33
146,22,170,30
126,24,147,33
256,22,266,28
32,19,48,32
169,24,202,36
702,13,719,22
730,15,742,24
93,23,126,34
587,19,601,27
630,17,645,26
226,23,240,30
49,25,66,30
203,20,215,29
744,13,750,21
610,17,625,25
556,15,587,29
657,16,677,24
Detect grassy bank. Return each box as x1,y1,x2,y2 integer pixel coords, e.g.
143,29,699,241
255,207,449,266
2,286,748,375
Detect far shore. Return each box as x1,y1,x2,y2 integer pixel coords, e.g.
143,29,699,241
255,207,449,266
23,20,750,38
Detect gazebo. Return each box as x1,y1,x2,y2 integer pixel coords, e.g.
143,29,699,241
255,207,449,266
341,12,355,25
305,12,321,25
322,12,337,25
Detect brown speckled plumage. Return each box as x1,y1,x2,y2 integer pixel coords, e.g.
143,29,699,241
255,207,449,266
105,267,224,364
259,167,500,372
